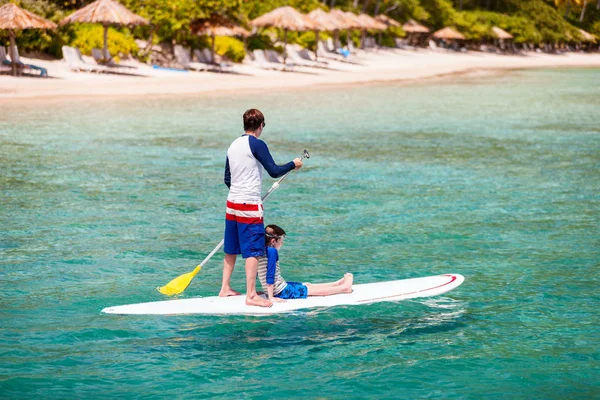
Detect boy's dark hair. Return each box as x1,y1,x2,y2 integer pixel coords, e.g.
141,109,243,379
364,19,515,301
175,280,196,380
265,224,286,246
243,109,265,132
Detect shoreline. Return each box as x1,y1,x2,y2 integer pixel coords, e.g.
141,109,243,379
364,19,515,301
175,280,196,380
1,49,600,103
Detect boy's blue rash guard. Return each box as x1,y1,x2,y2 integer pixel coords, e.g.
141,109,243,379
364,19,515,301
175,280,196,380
224,135,295,188
266,247,279,285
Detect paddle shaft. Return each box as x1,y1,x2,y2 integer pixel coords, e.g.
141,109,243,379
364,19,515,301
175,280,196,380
197,151,308,269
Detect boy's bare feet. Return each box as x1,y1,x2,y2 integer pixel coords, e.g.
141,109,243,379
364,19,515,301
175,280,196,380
219,288,241,297
334,276,346,286
246,295,273,307
341,273,354,293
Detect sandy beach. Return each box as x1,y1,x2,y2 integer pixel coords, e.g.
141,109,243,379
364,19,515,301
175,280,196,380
2,48,600,102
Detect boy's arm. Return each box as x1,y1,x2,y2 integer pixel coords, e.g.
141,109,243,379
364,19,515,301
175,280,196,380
267,284,275,301
267,284,285,302
266,248,277,285
266,248,285,302
249,137,294,178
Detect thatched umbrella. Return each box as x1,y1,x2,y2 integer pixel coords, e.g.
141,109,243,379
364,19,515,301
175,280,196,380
356,14,386,49
307,8,341,61
251,6,316,65
492,26,513,40
0,3,57,76
60,0,148,60
341,11,367,50
402,19,429,34
357,14,386,30
328,9,360,50
375,14,401,28
433,27,466,41
195,15,249,65
402,19,429,46
374,14,400,47
329,9,358,28
578,29,596,42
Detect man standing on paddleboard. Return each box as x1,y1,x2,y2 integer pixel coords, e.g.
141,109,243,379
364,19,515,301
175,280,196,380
220,109,303,307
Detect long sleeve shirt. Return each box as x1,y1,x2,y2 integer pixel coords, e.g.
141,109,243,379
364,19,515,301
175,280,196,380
224,134,295,203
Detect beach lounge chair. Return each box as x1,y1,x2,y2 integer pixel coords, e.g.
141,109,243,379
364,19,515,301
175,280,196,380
347,40,358,55
265,49,296,69
62,46,108,73
326,38,350,58
1,46,48,76
316,41,361,64
297,48,329,65
192,49,226,72
202,48,233,68
286,46,330,69
251,49,284,71
174,45,211,71
0,47,11,73
365,37,378,49
91,48,136,69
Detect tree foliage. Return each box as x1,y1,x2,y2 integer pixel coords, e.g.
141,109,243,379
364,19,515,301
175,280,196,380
2,0,598,60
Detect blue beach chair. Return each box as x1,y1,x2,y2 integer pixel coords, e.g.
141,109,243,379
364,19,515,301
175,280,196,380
1,46,48,76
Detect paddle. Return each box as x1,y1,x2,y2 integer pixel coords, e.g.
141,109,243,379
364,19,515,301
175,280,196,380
157,149,310,296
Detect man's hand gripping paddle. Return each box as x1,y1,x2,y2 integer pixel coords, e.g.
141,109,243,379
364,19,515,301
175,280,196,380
157,150,310,296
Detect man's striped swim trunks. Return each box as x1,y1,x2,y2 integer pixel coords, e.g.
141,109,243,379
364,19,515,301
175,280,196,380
224,201,265,258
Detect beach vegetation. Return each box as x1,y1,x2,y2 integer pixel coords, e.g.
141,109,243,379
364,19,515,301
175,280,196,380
1,0,598,63
213,36,245,63
592,20,600,35
67,24,138,59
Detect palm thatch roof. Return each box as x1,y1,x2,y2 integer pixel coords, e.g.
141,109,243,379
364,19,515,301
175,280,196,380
251,6,315,31
433,27,465,40
357,13,387,31
375,14,401,28
0,3,57,30
402,19,429,33
579,29,596,42
342,11,366,29
328,9,361,30
492,26,513,40
194,15,249,37
60,0,148,26
307,8,340,31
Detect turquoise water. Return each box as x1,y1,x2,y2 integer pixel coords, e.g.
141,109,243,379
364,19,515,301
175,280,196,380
1,69,599,399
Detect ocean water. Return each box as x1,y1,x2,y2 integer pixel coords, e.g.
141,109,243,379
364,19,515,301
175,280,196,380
1,69,599,399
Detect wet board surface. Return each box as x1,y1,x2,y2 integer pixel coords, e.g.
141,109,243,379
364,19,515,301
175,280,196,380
102,274,465,316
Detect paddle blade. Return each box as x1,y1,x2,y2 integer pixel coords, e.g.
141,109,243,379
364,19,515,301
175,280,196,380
157,265,201,296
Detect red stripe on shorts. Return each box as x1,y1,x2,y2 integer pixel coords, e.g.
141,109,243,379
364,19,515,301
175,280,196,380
226,213,263,224
226,201,261,211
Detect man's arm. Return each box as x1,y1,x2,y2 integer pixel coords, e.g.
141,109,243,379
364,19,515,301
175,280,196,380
224,157,231,188
249,136,295,178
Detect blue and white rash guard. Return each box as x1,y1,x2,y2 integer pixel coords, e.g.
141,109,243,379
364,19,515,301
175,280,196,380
224,135,295,203
257,247,287,295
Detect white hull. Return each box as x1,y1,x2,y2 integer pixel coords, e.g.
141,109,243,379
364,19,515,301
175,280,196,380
102,274,464,316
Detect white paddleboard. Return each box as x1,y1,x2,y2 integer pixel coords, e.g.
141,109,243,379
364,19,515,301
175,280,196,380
102,274,464,316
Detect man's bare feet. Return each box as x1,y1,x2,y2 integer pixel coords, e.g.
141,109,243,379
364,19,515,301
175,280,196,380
246,295,273,307
219,288,241,297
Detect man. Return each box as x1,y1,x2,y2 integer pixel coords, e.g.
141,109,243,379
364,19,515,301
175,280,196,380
220,109,303,307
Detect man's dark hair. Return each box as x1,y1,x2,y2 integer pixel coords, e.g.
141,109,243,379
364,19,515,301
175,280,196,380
243,109,265,132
